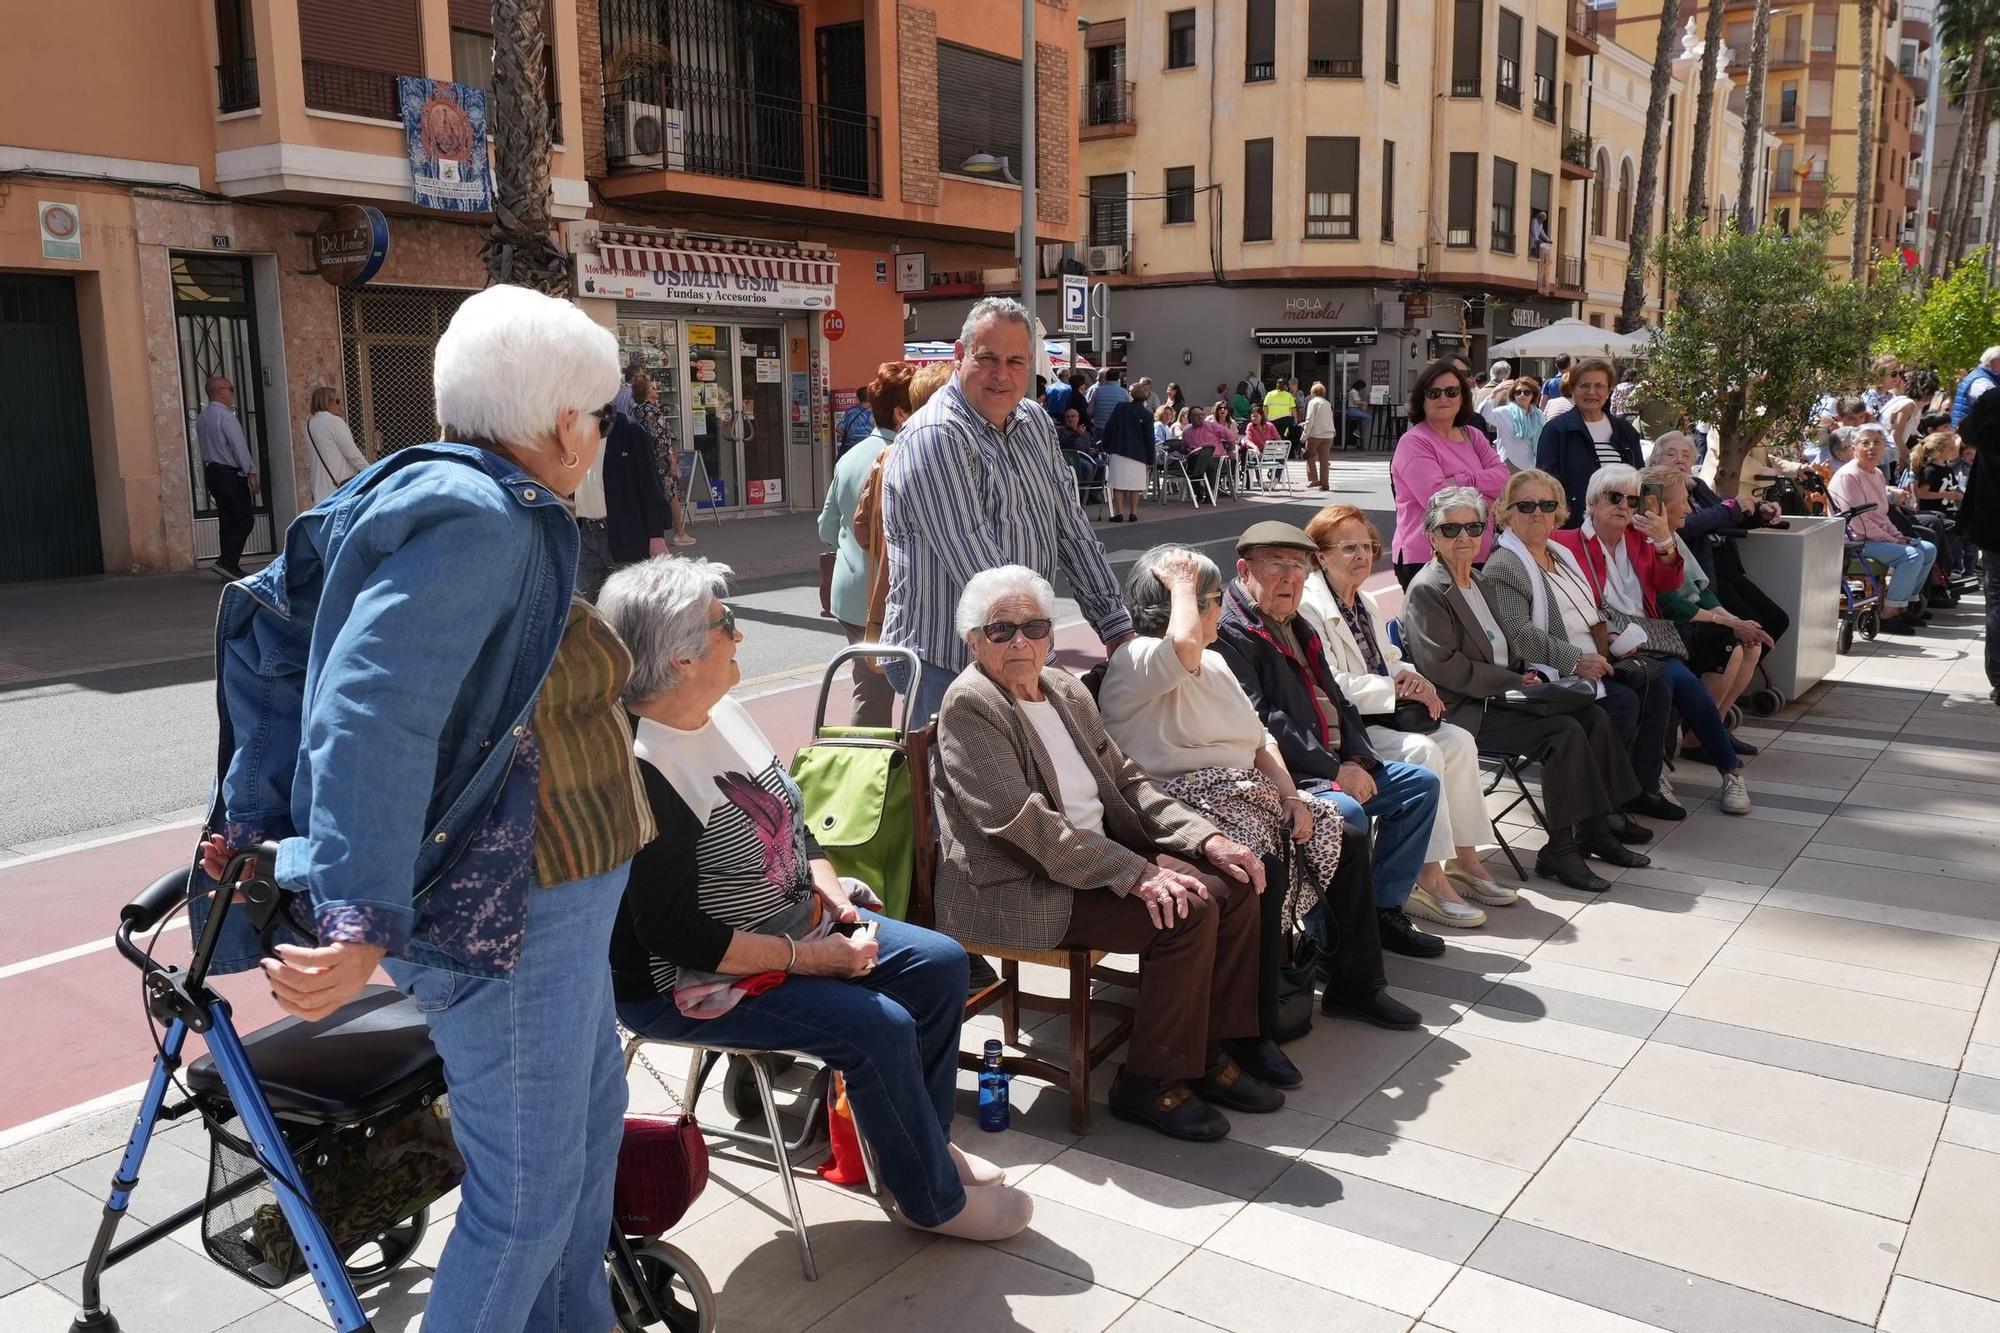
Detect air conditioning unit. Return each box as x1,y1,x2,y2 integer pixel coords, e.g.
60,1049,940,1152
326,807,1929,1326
1084,244,1126,274
617,102,684,169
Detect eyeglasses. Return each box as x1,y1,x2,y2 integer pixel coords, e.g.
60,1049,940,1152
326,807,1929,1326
1432,521,1487,538
1328,541,1379,558
981,617,1053,644
1424,385,1462,401
594,402,617,437
1601,491,1643,508
707,605,737,636
1509,499,1561,514
1250,553,1313,575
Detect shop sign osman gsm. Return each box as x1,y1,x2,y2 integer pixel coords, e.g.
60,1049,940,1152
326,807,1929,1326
578,261,835,311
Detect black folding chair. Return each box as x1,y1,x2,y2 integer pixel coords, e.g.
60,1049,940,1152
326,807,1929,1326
1478,751,1549,879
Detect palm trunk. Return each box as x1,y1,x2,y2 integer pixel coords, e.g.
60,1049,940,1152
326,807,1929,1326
483,0,568,294
1851,0,1879,277
1735,0,1773,230
1622,0,1682,330
1934,101,1970,275
1685,1,1729,222
1951,83,1992,267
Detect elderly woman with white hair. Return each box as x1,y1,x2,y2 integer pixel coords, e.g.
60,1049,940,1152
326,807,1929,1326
1553,463,1755,814
933,566,1280,1143
600,556,1033,1242
201,285,650,1328
1399,488,1650,894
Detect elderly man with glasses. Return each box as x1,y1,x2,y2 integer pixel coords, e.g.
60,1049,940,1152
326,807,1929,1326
1213,521,1447,960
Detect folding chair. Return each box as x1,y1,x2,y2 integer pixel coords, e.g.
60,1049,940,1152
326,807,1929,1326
1477,751,1548,879
1064,452,1111,520
1156,448,1217,509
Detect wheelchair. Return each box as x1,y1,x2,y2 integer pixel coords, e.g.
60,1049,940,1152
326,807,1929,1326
1833,502,1889,655
70,848,713,1333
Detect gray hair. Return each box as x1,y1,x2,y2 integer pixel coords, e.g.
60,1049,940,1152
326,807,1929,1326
955,565,1056,641
958,296,1035,351
1585,463,1640,507
1423,485,1487,532
1648,430,1693,463
1852,422,1888,444
434,284,620,455
1124,545,1223,636
597,555,735,704
1982,346,2000,368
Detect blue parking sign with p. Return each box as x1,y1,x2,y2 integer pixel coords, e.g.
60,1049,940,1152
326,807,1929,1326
1062,275,1087,334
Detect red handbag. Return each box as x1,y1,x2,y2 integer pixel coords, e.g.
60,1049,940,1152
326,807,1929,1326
612,1048,711,1237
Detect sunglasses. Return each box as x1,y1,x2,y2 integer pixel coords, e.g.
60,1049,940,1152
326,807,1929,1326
707,605,737,636
1514,389,1537,399
1433,521,1487,538
1424,385,1462,400
1509,499,1561,514
594,402,617,437
1600,491,1645,508
981,617,1053,644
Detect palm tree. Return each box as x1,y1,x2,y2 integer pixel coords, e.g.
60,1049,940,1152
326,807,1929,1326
1685,1,1731,226
1954,76,1996,267
1931,0,2000,273
1621,0,1682,331
1735,0,1774,230
483,0,568,294
1850,0,1879,277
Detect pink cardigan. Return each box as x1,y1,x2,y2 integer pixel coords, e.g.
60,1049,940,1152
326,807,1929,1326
1390,420,1512,565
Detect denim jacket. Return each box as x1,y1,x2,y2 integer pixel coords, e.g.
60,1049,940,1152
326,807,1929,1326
208,442,577,978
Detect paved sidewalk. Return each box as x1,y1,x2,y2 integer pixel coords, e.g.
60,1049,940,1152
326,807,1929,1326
4,591,1996,1332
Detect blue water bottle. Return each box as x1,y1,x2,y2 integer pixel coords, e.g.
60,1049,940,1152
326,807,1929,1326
977,1039,1010,1132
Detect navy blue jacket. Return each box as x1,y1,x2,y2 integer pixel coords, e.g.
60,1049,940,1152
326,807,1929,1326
1536,408,1642,526
604,414,671,564
1098,398,1157,466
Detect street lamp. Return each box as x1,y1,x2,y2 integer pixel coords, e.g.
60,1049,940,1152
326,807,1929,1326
959,153,1018,185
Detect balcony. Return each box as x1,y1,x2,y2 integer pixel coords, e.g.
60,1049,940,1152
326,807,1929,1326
1566,0,1601,55
1561,128,1594,179
1308,57,1362,78
1772,40,1806,65
1556,254,1585,292
1534,74,1556,122
217,58,258,113
303,58,401,120
1498,82,1523,110
1452,75,1481,98
603,72,880,198
1084,79,1135,136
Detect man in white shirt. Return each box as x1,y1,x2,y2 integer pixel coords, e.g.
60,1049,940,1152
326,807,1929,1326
194,375,259,578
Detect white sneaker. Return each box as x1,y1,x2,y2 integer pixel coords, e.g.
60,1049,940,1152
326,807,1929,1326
672,534,697,547
1657,773,1677,807
1718,772,1752,815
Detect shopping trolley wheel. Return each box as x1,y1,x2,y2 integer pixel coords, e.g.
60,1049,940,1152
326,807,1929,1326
1861,609,1880,641
719,1054,764,1124
1723,704,1743,732
614,1239,718,1333
1838,616,1856,655
343,1208,428,1285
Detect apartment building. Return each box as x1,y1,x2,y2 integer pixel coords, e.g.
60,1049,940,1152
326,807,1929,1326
575,0,1079,514
1605,0,1917,270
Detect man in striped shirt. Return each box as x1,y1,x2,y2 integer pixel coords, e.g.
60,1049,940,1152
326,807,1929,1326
883,297,1134,727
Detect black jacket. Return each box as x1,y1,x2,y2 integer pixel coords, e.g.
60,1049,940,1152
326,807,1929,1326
1960,388,2000,550
1679,475,1757,580
603,414,671,564
1536,408,1642,526
1098,398,1157,466
1212,580,1380,784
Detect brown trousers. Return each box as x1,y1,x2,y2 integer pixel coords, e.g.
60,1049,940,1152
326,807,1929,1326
839,620,896,729
1304,436,1335,489
1056,867,1259,1081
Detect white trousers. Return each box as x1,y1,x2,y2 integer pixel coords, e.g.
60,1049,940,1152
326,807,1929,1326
1364,721,1494,862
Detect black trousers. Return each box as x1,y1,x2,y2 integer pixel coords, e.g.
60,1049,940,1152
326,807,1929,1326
203,463,255,570
1271,827,1385,1035
1711,543,1790,644
1475,701,1640,831
1596,671,1672,793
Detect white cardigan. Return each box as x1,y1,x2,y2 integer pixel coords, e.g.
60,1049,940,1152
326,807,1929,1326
1297,573,1418,717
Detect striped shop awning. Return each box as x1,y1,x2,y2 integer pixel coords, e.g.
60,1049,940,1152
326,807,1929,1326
593,228,839,286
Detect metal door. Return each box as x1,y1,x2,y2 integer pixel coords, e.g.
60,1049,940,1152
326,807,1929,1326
0,275,101,581
734,324,787,507
172,255,274,561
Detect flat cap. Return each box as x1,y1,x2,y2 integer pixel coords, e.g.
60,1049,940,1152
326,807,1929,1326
1235,520,1318,555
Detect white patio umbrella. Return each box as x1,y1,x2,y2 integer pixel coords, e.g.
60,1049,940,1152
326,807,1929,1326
1487,317,1654,360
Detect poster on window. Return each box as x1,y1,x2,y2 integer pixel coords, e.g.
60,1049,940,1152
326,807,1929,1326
398,77,491,212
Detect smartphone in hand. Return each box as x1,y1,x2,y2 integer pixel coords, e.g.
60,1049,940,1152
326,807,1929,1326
1640,481,1664,515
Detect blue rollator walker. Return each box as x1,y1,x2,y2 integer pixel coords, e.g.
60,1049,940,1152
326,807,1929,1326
71,846,714,1332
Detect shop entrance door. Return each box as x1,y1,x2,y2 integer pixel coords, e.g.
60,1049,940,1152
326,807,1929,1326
733,324,788,508
684,321,736,509
171,255,274,562
0,274,100,581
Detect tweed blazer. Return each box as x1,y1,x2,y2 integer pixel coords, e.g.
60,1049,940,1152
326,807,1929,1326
1481,545,1588,677
1397,560,1526,737
931,664,1221,951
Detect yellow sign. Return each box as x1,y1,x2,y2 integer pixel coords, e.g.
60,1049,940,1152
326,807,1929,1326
686,324,718,347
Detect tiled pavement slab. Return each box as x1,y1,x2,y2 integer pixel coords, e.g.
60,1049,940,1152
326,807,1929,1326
3,594,1998,1331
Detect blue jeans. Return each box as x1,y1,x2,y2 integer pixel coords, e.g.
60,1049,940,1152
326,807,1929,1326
617,913,970,1227
1665,657,1741,774
1859,538,1938,607
381,861,631,1333
1307,760,1440,909
888,656,962,731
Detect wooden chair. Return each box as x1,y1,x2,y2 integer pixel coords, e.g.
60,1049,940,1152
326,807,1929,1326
904,724,1138,1135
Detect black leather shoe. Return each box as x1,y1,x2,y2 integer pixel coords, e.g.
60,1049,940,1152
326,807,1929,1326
1624,793,1688,822
1322,985,1423,1030
1607,813,1654,844
1378,908,1446,958
1190,1056,1286,1113
1879,615,1919,635
1109,1070,1231,1141
1224,1036,1303,1090
1583,837,1651,869
1536,847,1611,892
1726,733,1761,757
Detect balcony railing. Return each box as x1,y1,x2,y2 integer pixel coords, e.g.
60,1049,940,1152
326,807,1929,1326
1566,0,1600,40
217,58,258,113
303,58,401,120
1498,82,1523,109
1308,57,1362,78
1557,254,1583,289
604,73,881,197
1385,58,1399,83
1447,225,1475,247
1492,224,1516,252
1562,128,1594,167
1533,74,1556,121
1086,79,1133,126
1452,75,1481,97
1246,59,1275,82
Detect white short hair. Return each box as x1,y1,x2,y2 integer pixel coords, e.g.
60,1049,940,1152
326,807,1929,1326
1853,422,1888,443
1648,430,1693,462
1423,486,1487,531
1586,463,1640,507
1982,346,2000,368
434,285,620,453
958,296,1034,351
955,565,1056,640
597,556,735,703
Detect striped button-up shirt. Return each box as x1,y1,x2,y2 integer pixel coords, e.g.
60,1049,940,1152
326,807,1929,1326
882,378,1132,672
195,399,256,475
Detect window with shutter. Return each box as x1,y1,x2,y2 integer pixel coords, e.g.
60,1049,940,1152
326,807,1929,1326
1164,166,1196,224
1492,157,1517,251
1167,10,1196,70
1381,140,1396,243
300,0,423,118
1244,139,1274,241
1497,10,1522,108
1089,174,1129,249
1448,152,1478,246
1451,0,1481,96
1533,30,1557,120
1385,0,1400,82
1246,0,1275,81
937,44,1022,175
1305,136,1357,239
1307,0,1362,78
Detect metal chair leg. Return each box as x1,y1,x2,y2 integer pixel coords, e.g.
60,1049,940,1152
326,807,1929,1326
748,1054,817,1282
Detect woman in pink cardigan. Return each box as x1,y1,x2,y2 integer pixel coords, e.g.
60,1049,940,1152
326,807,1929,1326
1390,360,1512,587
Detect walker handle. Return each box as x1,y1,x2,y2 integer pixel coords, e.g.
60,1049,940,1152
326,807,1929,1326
813,645,922,738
